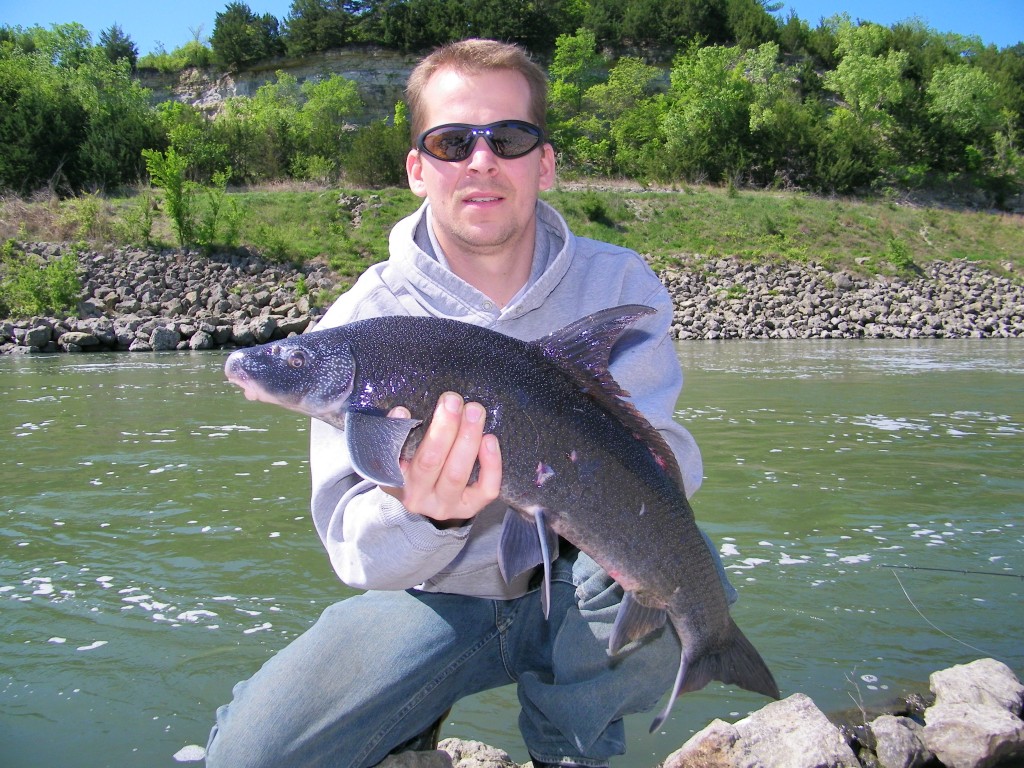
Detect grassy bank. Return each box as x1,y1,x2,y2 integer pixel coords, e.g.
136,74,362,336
3,183,1022,290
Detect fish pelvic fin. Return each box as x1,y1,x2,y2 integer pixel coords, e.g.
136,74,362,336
498,507,558,618
649,617,780,733
609,592,668,655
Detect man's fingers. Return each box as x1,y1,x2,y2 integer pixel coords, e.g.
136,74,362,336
468,433,502,503
380,393,501,523
409,392,464,477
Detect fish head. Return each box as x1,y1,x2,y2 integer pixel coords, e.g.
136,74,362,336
224,331,355,425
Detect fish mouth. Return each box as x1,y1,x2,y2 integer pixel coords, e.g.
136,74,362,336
224,351,264,402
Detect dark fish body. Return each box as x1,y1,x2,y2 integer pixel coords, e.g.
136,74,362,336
224,306,779,730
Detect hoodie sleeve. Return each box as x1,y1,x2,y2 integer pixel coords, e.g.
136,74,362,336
306,266,476,591
309,417,473,590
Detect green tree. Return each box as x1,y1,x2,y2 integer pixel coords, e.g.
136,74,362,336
76,53,160,188
293,74,363,175
215,71,304,181
928,64,1001,141
584,56,662,175
99,24,138,68
344,103,410,187
211,2,285,69
0,47,88,192
819,20,909,189
28,22,93,68
549,29,606,118
143,147,196,246
660,44,754,181
725,0,779,49
156,101,231,183
284,0,355,55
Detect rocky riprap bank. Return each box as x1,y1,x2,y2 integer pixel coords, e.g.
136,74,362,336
173,657,1024,767
662,257,1024,340
380,658,1023,768
1,243,337,354
2,243,1023,354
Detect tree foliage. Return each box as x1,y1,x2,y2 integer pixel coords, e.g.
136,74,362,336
211,2,285,69
0,24,157,193
1,4,1023,206
99,24,138,68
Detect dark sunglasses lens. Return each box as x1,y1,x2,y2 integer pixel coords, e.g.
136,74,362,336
420,122,542,161
422,128,475,161
489,123,541,158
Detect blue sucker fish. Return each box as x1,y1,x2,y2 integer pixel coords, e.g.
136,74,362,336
224,305,780,731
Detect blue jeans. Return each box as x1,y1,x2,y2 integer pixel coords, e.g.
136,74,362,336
205,549,685,768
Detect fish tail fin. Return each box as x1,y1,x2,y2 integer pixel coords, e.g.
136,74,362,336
648,618,780,733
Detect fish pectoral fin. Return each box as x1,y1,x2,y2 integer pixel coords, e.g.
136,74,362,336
609,591,668,655
346,409,422,487
498,507,558,618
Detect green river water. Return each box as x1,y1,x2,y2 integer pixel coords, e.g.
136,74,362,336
2,340,1022,767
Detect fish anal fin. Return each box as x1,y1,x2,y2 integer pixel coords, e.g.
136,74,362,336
649,617,780,733
609,592,668,655
346,409,421,487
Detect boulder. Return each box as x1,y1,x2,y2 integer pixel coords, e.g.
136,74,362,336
921,659,1024,768
440,738,518,768
869,714,933,768
150,325,182,351
664,693,860,768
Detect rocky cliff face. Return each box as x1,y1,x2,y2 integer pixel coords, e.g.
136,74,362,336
136,46,420,120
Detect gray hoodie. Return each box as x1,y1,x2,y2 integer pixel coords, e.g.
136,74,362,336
308,199,703,599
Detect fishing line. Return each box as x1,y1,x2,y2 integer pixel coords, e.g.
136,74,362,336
889,570,992,657
881,564,1024,580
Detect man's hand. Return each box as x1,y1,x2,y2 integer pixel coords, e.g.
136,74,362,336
381,392,502,527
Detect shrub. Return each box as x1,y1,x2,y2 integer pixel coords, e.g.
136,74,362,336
0,241,82,318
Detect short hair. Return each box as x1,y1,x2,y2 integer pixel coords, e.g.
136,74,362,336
405,38,549,143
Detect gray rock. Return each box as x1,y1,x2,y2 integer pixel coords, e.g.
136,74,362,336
23,325,52,348
58,331,100,351
664,693,860,768
374,750,452,768
150,325,181,351
250,315,278,343
231,323,256,347
189,330,214,350
921,659,1024,768
929,658,1024,714
869,715,933,768
922,703,1024,768
439,738,518,768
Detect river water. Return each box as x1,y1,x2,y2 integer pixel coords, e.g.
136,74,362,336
2,341,1022,768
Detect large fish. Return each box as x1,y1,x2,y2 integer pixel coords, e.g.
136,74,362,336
223,305,779,731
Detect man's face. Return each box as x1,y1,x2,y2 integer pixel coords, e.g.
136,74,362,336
406,67,556,265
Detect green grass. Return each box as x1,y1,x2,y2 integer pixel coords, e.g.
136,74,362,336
544,185,1024,277
2,183,1021,284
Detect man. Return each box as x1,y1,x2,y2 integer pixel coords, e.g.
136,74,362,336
207,38,731,768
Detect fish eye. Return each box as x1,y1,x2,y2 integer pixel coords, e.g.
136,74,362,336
286,349,307,369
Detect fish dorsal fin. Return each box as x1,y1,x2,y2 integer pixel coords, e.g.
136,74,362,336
532,305,685,489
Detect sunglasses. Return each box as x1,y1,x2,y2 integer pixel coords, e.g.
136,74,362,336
416,120,545,162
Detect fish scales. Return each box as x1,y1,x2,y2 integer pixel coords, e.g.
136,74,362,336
224,305,779,731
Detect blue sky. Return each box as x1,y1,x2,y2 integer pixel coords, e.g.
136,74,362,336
2,0,1021,56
